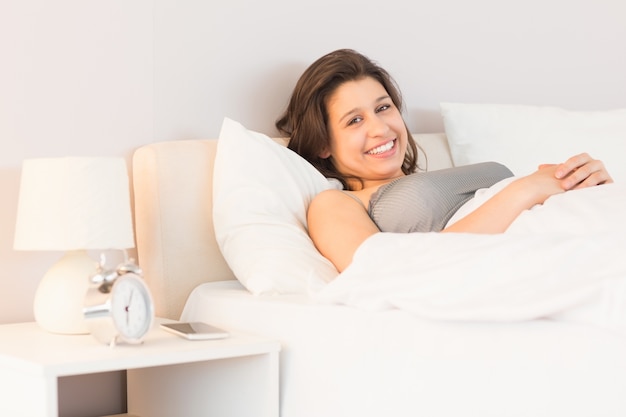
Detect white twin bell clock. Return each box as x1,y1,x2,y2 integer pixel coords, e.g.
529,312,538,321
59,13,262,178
83,255,155,347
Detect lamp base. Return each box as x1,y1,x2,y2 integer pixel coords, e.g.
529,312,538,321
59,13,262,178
33,250,96,334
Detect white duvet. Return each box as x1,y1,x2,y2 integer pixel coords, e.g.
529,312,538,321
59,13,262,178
313,179,626,332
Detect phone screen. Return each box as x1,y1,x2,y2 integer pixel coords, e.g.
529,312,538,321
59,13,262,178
161,322,229,340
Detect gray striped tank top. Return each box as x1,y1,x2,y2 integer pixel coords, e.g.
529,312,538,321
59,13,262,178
368,162,513,233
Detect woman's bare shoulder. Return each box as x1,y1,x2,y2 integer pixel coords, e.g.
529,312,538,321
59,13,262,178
307,189,379,272
310,188,363,211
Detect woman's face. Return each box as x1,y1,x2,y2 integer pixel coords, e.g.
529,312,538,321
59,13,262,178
324,76,408,190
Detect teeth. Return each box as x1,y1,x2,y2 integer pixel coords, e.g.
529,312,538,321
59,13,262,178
367,140,394,155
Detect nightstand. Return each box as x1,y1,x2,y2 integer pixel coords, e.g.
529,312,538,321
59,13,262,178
0,319,280,417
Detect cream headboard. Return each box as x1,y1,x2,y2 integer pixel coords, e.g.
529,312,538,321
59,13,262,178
132,134,454,319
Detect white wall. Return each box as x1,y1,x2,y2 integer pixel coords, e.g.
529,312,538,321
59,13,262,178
152,0,626,138
1,0,624,414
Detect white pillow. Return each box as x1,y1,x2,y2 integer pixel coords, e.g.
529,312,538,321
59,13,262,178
441,103,626,182
213,117,339,294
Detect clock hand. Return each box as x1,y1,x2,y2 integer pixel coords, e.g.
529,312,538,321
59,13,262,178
126,289,135,326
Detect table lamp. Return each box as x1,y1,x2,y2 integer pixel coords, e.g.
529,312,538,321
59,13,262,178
13,157,135,334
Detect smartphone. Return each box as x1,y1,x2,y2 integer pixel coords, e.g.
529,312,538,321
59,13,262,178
161,321,229,340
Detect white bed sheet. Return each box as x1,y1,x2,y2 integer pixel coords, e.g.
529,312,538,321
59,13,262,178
181,280,626,417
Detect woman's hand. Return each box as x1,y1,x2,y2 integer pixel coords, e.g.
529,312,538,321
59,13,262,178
539,153,613,191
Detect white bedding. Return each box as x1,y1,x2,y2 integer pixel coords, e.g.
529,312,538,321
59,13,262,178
181,181,626,417
181,280,626,417
313,181,626,332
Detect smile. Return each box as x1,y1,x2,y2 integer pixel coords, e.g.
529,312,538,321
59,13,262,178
366,139,395,155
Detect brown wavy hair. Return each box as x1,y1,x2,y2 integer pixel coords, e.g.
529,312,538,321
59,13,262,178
276,49,420,190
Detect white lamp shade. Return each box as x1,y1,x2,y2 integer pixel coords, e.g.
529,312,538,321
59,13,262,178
14,157,135,250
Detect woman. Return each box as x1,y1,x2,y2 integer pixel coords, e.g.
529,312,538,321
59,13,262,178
276,49,613,272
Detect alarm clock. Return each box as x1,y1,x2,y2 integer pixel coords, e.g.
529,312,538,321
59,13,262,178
83,256,155,346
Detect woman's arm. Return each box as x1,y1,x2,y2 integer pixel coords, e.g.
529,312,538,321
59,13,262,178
443,154,613,234
442,165,561,234
307,189,379,272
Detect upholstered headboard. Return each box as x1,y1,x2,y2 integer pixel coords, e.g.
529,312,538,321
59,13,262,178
132,134,454,319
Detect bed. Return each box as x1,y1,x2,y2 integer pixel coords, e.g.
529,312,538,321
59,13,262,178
132,103,626,416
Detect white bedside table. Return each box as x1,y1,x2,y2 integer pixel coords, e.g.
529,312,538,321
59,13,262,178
0,319,280,417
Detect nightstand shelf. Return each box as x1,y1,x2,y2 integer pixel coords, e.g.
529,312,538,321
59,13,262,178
0,320,280,417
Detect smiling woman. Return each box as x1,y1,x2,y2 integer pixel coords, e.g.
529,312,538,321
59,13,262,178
276,49,419,192
324,77,407,190
275,49,614,272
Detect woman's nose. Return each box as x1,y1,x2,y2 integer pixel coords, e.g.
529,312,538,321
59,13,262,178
367,114,390,137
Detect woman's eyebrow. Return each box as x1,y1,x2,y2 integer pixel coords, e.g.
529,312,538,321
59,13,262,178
337,95,391,123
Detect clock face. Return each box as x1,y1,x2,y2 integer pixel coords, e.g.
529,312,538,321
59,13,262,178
110,274,154,342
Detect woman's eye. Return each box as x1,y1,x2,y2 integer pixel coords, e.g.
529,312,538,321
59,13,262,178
347,116,362,126
376,104,391,113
